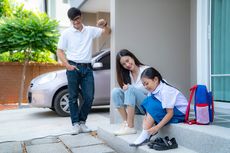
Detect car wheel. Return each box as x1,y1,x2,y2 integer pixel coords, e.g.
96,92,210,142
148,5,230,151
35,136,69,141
53,88,83,117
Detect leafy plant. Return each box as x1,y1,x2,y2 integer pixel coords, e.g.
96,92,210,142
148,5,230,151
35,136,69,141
0,51,57,63
0,52,10,61
0,12,59,54
0,0,11,17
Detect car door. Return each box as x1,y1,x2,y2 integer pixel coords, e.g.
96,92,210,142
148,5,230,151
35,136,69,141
93,51,110,105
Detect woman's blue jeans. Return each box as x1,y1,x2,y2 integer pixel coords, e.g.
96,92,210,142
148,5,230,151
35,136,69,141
112,85,146,114
66,61,94,125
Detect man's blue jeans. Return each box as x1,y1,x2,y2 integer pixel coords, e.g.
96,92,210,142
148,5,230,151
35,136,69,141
66,61,94,125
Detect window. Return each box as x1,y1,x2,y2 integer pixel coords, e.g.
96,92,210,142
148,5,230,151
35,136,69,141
211,0,230,102
97,53,110,70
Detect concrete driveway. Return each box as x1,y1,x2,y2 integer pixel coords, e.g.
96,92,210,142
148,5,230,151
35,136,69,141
0,107,109,142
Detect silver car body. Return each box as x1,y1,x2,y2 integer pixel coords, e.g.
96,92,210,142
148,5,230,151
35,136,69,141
28,49,110,116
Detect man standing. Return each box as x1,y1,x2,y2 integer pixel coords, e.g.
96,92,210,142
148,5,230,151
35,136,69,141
57,7,111,134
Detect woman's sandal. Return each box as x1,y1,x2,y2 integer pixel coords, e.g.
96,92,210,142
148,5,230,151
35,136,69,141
150,137,178,151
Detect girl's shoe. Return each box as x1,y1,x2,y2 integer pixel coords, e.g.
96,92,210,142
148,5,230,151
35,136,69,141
148,136,168,148
150,137,178,150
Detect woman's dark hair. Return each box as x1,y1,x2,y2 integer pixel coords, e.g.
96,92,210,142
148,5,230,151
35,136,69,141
116,49,144,88
141,67,163,83
67,7,81,20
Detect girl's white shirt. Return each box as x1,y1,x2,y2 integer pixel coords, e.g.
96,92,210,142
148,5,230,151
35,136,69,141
150,81,188,114
129,65,149,93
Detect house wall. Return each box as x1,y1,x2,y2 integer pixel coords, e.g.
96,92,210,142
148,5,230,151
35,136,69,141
82,12,111,53
190,0,197,86
110,0,191,123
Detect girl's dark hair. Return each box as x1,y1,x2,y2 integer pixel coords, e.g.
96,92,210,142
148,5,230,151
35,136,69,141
141,67,175,88
141,67,163,83
116,49,144,88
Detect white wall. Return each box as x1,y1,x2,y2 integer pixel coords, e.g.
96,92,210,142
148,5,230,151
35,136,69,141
190,0,197,87
111,0,191,123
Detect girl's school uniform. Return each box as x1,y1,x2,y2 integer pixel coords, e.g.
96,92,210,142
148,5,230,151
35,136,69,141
141,81,188,124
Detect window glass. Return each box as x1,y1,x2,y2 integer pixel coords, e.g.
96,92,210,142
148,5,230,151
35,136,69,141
211,0,230,102
98,53,110,70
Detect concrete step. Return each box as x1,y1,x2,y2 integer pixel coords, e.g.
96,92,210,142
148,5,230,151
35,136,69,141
97,115,230,153
135,115,230,153
156,123,230,153
97,123,197,153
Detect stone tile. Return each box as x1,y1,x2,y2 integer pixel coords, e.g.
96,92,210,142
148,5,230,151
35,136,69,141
59,133,104,149
24,137,60,146
26,143,68,153
71,144,116,153
0,141,23,153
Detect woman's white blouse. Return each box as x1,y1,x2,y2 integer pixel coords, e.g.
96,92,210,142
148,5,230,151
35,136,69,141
129,65,149,93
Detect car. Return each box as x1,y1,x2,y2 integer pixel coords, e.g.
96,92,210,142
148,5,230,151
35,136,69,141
28,49,110,117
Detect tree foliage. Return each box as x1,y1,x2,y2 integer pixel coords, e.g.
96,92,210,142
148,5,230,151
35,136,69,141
0,12,59,54
0,2,60,62
0,0,11,18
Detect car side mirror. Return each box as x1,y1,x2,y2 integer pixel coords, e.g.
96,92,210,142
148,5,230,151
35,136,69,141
93,62,103,70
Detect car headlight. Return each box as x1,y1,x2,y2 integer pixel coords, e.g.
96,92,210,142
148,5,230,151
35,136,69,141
35,72,57,85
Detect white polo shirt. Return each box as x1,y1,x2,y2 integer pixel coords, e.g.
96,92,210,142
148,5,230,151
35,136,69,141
150,81,188,114
58,25,103,63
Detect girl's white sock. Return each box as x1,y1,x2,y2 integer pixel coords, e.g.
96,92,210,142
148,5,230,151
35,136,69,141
133,129,151,144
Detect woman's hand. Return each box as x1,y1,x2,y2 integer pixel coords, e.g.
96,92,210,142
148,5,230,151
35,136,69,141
122,84,129,90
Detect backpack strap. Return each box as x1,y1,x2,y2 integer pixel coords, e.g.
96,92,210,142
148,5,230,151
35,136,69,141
211,95,214,122
185,85,198,124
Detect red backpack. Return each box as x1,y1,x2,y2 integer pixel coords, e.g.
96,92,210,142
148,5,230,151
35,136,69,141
185,85,214,125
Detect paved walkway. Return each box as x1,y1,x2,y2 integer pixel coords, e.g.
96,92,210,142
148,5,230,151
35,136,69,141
0,132,116,153
0,107,115,153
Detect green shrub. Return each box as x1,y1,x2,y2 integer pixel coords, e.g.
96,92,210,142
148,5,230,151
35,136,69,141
0,0,11,18
0,51,57,63
0,2,60,63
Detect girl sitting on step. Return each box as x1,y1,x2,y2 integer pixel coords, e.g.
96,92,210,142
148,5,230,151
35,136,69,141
131,67,188,146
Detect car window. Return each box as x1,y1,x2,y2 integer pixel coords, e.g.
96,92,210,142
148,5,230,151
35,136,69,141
93,51,104,58
98,53,110,70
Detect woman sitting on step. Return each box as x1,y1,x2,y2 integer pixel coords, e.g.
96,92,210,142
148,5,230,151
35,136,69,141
112,49,150,136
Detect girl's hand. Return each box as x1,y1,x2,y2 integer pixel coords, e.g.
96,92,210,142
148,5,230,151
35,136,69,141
147,126,159,135
122,84,129,90
147,108,173,135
